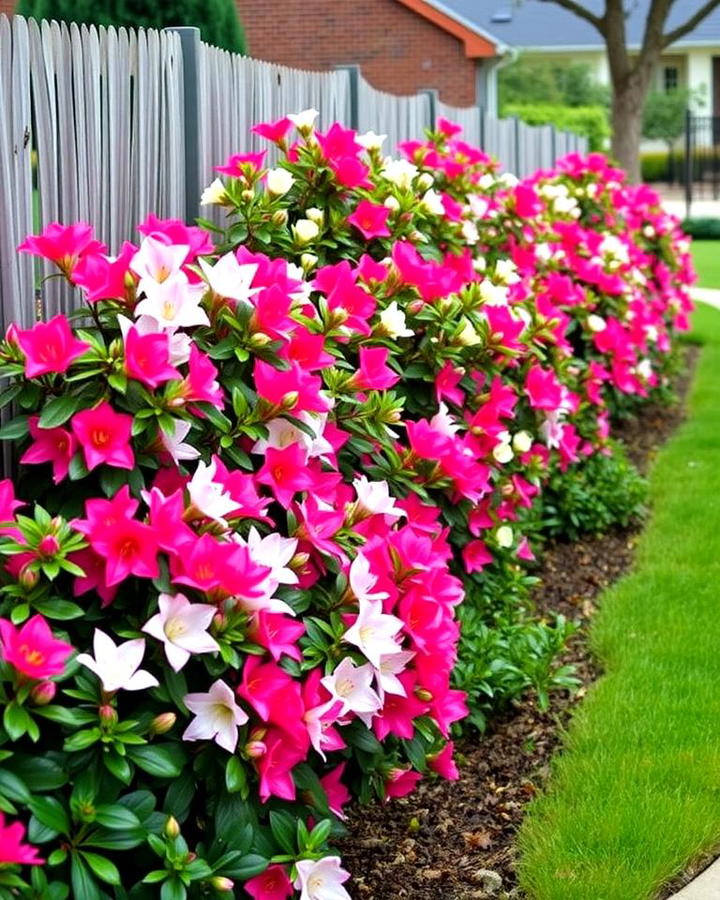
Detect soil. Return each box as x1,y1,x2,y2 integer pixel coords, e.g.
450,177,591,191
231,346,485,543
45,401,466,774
338,346,699,900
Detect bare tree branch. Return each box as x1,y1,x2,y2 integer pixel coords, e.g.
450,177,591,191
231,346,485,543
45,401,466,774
662,0,720,47
537,0,605,34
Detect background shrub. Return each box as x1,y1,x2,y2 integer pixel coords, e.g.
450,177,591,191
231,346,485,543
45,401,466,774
503,104,610,152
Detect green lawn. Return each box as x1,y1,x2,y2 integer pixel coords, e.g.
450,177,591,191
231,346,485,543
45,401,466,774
516,303,720,900
691,240,720,288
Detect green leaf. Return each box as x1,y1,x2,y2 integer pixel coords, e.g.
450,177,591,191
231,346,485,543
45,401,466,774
38,395,83,429
32,597,85,620
93,804,141,830
0,414,29,440
102,751,132,784
0,769,31,804
28,796,70,835
3,703,34,741
222,853,269,880
70,854,102,900
160,878,187,900
68,453,89,481
142,870,169,884
269,810,297,855
127,744,186,778
80,851,121,886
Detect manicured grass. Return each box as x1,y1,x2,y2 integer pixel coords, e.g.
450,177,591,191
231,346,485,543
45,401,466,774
691,239,720,288
516,304,720,900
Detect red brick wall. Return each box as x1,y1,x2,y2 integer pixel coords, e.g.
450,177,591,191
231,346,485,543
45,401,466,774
0,0,15,17
236,0,478,107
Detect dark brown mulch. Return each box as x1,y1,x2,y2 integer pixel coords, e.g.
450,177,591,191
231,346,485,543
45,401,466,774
338,346,699,900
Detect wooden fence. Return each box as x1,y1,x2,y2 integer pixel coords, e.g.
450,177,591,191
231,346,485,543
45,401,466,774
0,14,588,327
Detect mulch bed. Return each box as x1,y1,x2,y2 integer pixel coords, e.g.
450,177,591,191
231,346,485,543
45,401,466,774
339,346,699,900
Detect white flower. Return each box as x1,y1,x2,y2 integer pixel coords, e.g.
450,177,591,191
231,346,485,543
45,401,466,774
420,188,445,216
375,650,415,699
160,419,201,463
496,525,514,549
430,402,460,437
378,301,413,339
348,553,389,604
266,167,295,197
200,178,227,206
343,595,404,668
356,130,387,151
353,476,406,520
182,680,248,754
478,279,509,307
294,857,351,900
142,592,219,672
383,196,400,212
512,430,533,454
288,107,319,131
135,277,209,329
305,207,325,226
293,219,320,245
320,657,382,726
636,358,653,380
587,314,607,333
499,172,519,187
198,254,260,307
381,158,418,190
252,413,333,461
462,220,480,244
187,457,237,527
495,258,520,285
456,317,481,346
247,528,299,588
76,630,159,694
477,173,496,191
131,236,188,287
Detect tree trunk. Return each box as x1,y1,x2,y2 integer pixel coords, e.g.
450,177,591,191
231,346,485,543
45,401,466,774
610,76,649,183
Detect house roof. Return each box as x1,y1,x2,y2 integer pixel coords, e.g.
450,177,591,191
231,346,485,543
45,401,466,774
395,0,509,57
438,0,720,51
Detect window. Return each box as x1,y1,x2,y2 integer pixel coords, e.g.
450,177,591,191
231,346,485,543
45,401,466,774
664,66,679,93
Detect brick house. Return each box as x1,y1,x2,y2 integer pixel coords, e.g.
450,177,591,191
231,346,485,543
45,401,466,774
235,0,509,111
0,0,13,17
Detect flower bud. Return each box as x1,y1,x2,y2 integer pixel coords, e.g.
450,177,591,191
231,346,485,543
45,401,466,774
292,219,320,245
244,740,267,759
512,431,532,454
30,680,56,706
290,551,310,570
587,314,606,333
19,564,39,590
417,172,434,190
281,391,299,410
300,252,318,273
38,534,60,557
149,712,177,736
241,189,255,202
496,525,514,549
383,196,400,212
492,442,513,464
98,704,118,727
266,167,294,197
305,207,325,226
271,209,288,226
248,332,272,347
415,687,433,702
164,816,181,839
210,877,235,892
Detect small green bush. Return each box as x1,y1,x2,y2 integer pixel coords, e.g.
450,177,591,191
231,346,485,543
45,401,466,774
504,104,610,152
681,217,720,239
538,441,648,541
641,151,671,182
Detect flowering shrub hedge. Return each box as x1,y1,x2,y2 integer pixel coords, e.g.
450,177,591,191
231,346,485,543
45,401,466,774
0,110,693,898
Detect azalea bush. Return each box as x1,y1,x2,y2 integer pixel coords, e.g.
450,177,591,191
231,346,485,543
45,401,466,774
0,110,694,898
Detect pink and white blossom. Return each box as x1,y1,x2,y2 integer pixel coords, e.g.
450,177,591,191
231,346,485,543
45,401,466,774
76,630,158,693
142,592,220,671
182,679,248,754
294,857,351,900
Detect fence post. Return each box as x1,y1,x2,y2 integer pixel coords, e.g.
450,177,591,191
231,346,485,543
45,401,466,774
167,27,201,225
420,89,438,131
513,116,521,175
550,126,557,164
478,107,485,150
684,108,692,220
335,65,360,130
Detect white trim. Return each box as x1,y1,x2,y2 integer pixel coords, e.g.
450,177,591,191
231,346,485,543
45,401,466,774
516,40,720,53
415,0,510,53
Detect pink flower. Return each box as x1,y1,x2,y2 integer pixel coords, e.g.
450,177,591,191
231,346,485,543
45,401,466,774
215,151,267,178
245,864,293,900
384,768,422,799
238,657,306,741
428,741,460,780
461,540,494,574
0,614,74,680
17,222,105,274
123,327,179,389
142,592,220,671
350,347,400,391
72,241,136,302
17,315,90,378
254,359,330,414
294,857,351,900
247,612,305,662
94,518,159,586
525,364,565,411
180,344,224,409
0,814,44,865
347,199,391,240
256,727,306,802
256,444,316,508
71,402,134,471
183,679,249,754
20,417,77,484
320,763,351,819
437,117,463,137
252,117,293,144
